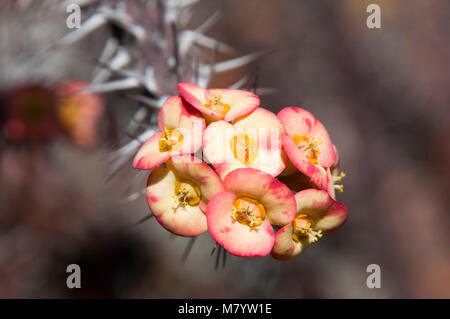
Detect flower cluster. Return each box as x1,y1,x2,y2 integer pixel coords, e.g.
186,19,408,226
133,83,347,259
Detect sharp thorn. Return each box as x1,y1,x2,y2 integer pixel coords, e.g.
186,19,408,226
134,214,153,226
215,245,221,271
210,242,217,256
222,247,227,269
181,237,197,264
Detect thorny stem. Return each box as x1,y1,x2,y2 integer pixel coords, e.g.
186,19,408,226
56,0,265,269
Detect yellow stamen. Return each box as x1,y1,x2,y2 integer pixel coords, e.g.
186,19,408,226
293,136,321,164
334,184,344,193
231,133,258,164
159,127,183,152
204,90,231,115
172,179,201,210
292,214,323,243
333,171,346,182
232,197,266,229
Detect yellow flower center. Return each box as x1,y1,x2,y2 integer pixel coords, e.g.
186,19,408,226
204,90,230,115
159,127,183,152
232,197,266,229
293,135,321,164
173,179,201,209
292,214,323,243
58,99,80,132
231,133,258,164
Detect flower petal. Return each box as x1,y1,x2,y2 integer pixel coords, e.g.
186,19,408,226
146,167,207,237
202,120,244,178
234,107,284,134
157,95,184,129
326,168,336,200
203,111,287,179
177,82,206,107
234,108,287,176
223,168,296,226
295,189,347,233
249,145,287,177
220,89,260,122
331,144,340,170
158,95,205,154
315,201,348,233
177,83,260,121
214,162,246,181
271,224,309,260
328,146,342,200
202,120,234,163
295,189,334,216
132,132,171,170
282,135,330,190
278,107,336,167
168,155,225,212
205,126,286,179
177,82,224,119
234,107,285,152
206,191,275,257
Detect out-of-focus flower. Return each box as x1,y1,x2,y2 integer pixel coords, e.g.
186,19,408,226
203,108,287,179
177,82,260,122
56,81,104,147
2,85,58,142
132,96,205,170
278,107,336,191
271,189,347,260
206,168,296,257
146,155,224,237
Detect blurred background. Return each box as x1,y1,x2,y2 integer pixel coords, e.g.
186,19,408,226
0,0,449,298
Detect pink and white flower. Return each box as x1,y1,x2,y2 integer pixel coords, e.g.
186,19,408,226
278,107,336,191
203,108,287,179
206,168,296,257
177,82,259,122
271,189,347,260
132,96,205,170
146,155,225,237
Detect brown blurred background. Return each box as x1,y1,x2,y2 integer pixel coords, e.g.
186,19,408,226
0,0,449,298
